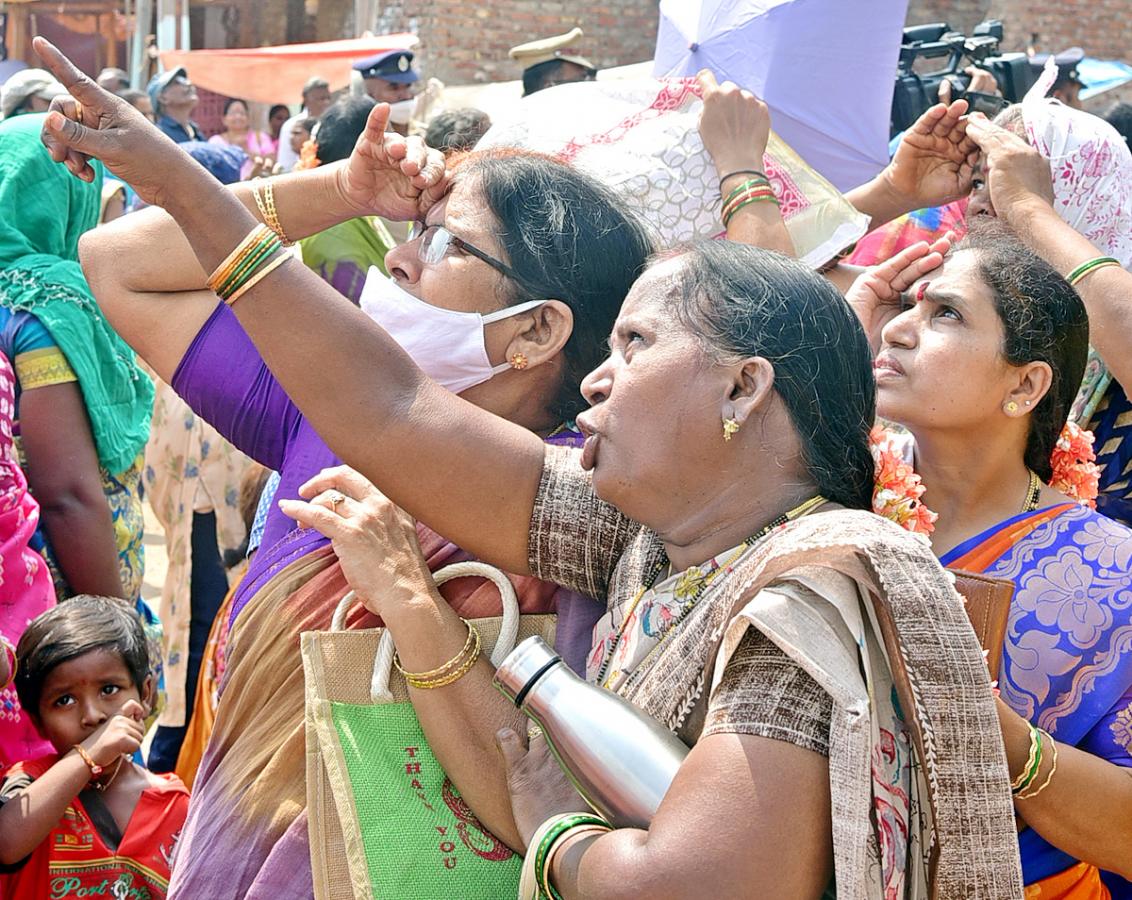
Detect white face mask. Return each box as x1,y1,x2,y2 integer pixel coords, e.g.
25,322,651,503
387,99,415,125
359,269,544,394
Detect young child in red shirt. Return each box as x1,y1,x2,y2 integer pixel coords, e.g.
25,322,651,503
0,596,189,899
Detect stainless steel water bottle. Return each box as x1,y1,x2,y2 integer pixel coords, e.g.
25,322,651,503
493,635,690,829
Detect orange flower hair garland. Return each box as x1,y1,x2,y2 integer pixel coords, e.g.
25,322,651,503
869,426,938,535
869,421,1100,536
293,138,321,171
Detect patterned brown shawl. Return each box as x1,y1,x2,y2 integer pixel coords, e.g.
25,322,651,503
620,511,1024,898
527,448,1024,898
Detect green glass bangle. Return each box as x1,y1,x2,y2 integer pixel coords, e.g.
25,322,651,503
218,231,280,289
218,233,281,298
534,813,610,900
1012,724,1043,795
723,194,780,228
722,176,771,207
219,231,279,291
1067,256,1120,287
217,240,278,300
219,235,282,299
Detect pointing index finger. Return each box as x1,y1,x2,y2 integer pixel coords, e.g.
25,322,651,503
33,37,100,103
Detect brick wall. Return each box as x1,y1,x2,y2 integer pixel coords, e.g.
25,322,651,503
358,0,660,85
905,0,1132,110
224,0,1131,107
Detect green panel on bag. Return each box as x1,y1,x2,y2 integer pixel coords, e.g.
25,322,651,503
330,699,522,899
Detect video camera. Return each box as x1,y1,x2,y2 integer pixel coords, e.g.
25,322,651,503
891,20,1036,137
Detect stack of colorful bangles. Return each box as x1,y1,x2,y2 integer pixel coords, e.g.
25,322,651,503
523,812,613,900
720,171,779,228
206,223,291,307
1011,722,1059,802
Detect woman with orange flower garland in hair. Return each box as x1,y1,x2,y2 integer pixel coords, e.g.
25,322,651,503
850,216,1132,897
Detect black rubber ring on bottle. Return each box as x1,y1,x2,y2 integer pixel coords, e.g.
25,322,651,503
512,656,562,709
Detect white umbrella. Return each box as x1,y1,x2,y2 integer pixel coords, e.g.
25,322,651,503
654,0,909,191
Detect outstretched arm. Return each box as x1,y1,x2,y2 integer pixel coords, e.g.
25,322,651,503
38,38,544,575
82,119,448,382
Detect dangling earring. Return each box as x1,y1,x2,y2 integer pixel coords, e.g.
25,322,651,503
723,417,740,441
1004,400,1019,414
509,352,529,370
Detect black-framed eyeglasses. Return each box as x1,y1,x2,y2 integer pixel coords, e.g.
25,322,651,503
410,222,526,286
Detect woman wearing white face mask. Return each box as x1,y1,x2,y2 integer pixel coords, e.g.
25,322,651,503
78,100,655,897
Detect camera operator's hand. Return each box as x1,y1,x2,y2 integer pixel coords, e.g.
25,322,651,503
938,68,1001,104
964,114,1054,220
884,100,979,211
965,67,1001,96
696,69,770,178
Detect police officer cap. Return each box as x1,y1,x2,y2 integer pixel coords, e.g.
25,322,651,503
352,49,419,84
1029,47,1087,86
509,27,596,73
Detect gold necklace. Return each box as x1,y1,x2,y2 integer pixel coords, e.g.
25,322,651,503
90,755,124,792
596,494,827,687
1022,470,1042,513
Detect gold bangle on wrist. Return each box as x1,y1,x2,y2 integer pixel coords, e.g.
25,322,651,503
398,622,482,690
1010,722,1042,792
252,181,271,227
262,180,292,245
394,621,475,680
405,647,480,689
251,179,292,246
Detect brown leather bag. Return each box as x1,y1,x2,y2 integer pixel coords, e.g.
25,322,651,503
950,569,1014,684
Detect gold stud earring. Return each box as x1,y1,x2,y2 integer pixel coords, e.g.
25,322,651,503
509,352,529,370
1005,401,1019,413
723,417,740,441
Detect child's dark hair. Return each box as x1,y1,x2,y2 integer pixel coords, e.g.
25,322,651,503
15,596,149,715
